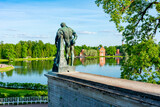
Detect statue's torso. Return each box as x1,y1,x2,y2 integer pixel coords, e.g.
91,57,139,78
59,27,73,47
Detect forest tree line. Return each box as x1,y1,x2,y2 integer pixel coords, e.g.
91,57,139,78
0,40,160,60
0,40,56,60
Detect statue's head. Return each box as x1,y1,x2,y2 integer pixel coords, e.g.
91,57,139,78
60,22,66,27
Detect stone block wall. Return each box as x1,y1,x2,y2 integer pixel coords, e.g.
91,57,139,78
46,72,160,107
48,77,114,107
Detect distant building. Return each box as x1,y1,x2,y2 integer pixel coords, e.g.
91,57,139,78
115,49,120,56
116,49,120,54
80,49,85,57
98,46,105,56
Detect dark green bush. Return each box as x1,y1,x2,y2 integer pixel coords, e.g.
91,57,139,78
0,82,47,90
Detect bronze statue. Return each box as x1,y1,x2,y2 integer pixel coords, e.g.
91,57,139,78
52,22,77,72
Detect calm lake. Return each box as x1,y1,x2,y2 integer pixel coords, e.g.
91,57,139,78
0,57,122,84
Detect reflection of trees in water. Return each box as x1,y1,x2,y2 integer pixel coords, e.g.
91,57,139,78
105,58,122,66
0,72,4,79
121,58,160,84
76,58,122,66
74,58,82,66
5,70,13,77
83,58,98,66
75,58,98,66
105,58,116,66
5,60,54,76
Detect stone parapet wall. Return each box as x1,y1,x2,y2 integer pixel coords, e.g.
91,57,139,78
45,72,160,107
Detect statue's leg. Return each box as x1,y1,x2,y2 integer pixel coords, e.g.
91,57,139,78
71,45,74,66
65,46,70,65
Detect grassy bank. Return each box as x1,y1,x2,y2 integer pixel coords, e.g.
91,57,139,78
0,87,47,98
14,57,54,61
0,59,8,62
0,66,14,72
0,57,55,62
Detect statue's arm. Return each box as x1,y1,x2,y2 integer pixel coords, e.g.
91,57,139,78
72,30,78,45
55,29,63,47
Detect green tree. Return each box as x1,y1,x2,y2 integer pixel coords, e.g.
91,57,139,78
32,42,40,58
0,47,1,59
27,40,32,57
106,46,116,55
20,41,28,58
83,49,98,56
99,44,102,48
3,44,16,60
50,44,57,57
15,42,22,58
38,40,44,57
121,39,160,84
0,41,4,59
95,0,160,43
44,43,50,57
74,46,82,56
96,0,160,83
82,45,88,50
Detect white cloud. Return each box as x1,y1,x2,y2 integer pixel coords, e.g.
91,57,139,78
77,31,96,35
6,29,17,32
114,32,122,36
99,30,115,33
99,30,122,36
0,33,49,38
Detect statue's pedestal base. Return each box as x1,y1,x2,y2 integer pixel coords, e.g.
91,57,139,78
52,66,75,73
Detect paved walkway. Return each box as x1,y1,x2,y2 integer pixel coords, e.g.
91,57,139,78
2,104,47,107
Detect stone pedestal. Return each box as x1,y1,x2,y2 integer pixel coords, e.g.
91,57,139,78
57,66,75,73
52,34,75,73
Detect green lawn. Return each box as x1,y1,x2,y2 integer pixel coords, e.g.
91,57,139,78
0,87,48,98
0,59,8,62
0,66,14,72
14,57,54,61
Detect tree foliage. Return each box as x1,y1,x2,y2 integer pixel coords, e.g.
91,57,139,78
105,46,116,55
121,39,160,84
95,0,160,44
3,44,15,60
96,0,160,83
83,49,98,56
0,41,57,59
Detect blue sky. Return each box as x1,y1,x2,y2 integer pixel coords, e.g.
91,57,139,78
0,0,159,46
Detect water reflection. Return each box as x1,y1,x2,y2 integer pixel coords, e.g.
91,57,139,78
0,60,54,84
79,57,122,67
99,57,105,66
0,57,158,84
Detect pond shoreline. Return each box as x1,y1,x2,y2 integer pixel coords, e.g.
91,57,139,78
0,64,14,72
0,56,123,62
0,57,55,62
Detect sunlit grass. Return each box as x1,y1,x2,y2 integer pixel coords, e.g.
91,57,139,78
0,66,14,72
0,59,8,62
0,87,47,98
14,57,54,61
0,57,55,62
